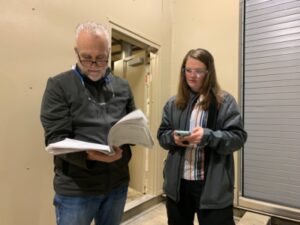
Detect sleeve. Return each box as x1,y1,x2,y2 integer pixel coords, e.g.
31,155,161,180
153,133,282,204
199,94,248,155
40,77,71,145
40,77,90,168
126,82,136,113
156,100,178,151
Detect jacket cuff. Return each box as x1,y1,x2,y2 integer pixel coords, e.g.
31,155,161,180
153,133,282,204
198,128,210,148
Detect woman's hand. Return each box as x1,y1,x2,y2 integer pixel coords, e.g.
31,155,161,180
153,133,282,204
187,127,204,144
173,131,190,147
173,127,204,147
86,146,123,163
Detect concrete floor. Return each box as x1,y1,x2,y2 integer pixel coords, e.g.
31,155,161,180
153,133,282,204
123,188,241,225
121,203,171,225
122,202,241,225
123,190,300,225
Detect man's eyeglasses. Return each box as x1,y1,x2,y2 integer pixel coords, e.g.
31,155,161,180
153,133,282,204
183,67,207,78
76,51,108,67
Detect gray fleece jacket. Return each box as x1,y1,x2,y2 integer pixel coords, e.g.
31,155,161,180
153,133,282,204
157,91,247,209
40,67,135,196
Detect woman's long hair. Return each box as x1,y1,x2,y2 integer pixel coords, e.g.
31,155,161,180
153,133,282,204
175,48,223,110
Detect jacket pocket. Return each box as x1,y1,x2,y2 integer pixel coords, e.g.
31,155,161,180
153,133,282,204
200,154,234,208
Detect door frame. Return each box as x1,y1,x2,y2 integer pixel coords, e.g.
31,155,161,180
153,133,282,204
237,1,300,222
107,18,162,196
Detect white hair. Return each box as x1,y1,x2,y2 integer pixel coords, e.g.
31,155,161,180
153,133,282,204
75,21,110,47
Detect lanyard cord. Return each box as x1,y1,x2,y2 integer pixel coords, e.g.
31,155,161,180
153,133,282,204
71,65,116,103
72,65,85,86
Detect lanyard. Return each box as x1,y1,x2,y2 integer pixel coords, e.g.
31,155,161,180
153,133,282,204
72,65,85,86
71,65,115,105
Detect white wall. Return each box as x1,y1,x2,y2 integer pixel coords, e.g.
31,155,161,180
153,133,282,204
170,0,240,97
0,0,241,224
0,1,172,224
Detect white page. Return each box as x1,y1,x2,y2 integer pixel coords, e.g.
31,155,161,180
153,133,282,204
45,109,154,155
46,138,111,155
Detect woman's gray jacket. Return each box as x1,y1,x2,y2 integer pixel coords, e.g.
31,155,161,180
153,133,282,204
157,92,247,209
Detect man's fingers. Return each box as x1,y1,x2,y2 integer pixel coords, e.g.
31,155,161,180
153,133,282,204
86,149,123,163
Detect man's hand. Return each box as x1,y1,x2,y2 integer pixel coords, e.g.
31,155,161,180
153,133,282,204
86,146,123,163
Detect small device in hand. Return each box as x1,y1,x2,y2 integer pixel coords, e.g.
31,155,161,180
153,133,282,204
174,130,191,137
